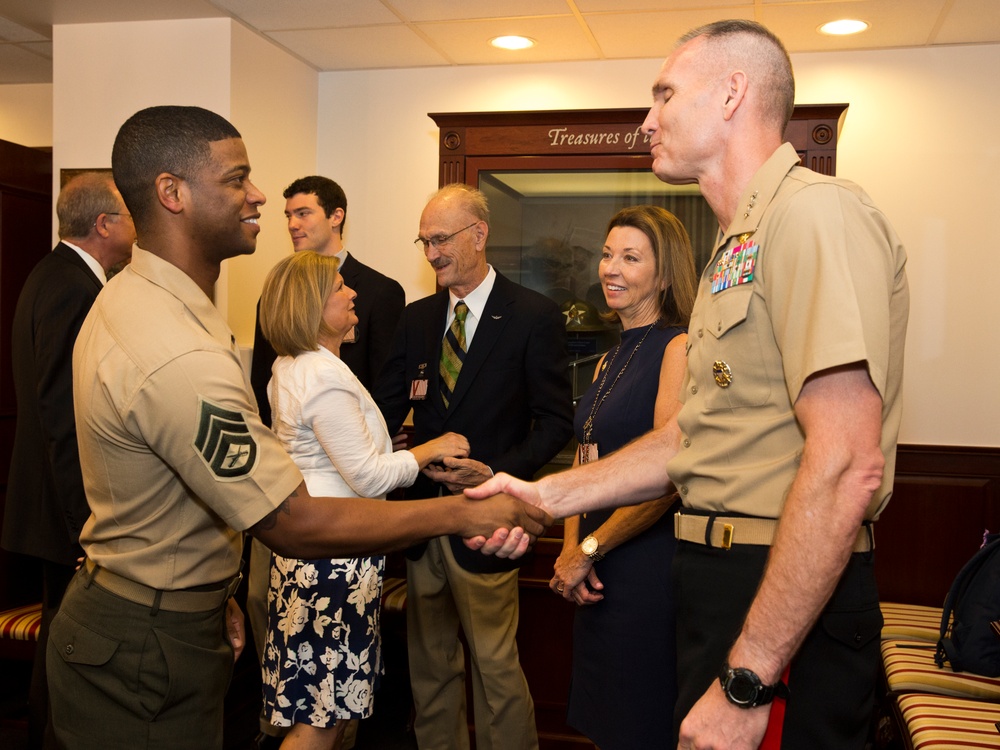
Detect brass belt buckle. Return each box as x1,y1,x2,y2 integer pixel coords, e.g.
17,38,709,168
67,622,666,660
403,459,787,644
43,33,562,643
720,523,734,550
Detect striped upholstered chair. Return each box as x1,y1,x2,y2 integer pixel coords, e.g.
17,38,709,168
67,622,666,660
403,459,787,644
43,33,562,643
877,602,1000,749
894,693,1000,749
0,601,42,661
880,602,946,643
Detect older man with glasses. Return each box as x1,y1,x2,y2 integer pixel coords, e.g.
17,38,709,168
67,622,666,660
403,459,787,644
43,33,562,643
374,183,574,750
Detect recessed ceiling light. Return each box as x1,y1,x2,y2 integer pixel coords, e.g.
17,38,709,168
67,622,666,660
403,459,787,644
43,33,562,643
490,35,535,51
819,19,870,36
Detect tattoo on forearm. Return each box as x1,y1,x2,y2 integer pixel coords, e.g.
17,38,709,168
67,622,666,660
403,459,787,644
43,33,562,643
251,494,294,533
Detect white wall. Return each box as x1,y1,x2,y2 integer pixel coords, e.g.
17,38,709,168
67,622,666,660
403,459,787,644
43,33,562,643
0,83,52,147
793,46,998,448
318,58,656,297
53,18,233,243
225,22,318,343
51,19,318,347
316,45,1000,448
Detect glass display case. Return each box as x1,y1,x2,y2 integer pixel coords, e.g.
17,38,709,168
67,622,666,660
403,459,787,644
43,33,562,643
431,106,847,401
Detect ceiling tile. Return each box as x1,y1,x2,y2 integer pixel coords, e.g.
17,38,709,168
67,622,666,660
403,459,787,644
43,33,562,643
43,0,221,25
0,15,49,43
415,16,596,65
21,41,53,59
759,0,953,51
933,0,1000,44
584,8,754,59
576,0,752,11
210,0,398,31
388,0,571,22
0,43,55,83
266,25,449,70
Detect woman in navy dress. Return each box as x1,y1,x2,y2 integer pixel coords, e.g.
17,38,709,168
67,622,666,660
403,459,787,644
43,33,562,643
550,206,698,749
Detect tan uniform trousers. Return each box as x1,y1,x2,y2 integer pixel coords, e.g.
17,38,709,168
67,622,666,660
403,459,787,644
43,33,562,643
406,536,538,750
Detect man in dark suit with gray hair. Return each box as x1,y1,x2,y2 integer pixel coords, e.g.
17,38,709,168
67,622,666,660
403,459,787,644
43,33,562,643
3,171,134,749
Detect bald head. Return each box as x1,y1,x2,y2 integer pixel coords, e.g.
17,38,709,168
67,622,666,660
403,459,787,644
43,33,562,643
429,183,490,226
679,19,795,133
418,183,490,298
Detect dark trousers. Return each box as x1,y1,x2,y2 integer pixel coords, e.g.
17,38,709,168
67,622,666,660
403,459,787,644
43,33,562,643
47,568,233,750
672,541,883,749
29,561,76,750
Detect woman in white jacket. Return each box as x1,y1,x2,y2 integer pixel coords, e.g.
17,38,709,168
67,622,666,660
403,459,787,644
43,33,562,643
258,251,467,750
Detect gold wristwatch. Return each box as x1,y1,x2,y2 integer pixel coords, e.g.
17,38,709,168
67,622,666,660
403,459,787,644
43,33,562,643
581,534,604,562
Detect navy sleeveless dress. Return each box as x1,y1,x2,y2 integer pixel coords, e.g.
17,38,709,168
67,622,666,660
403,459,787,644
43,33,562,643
566,323,683,749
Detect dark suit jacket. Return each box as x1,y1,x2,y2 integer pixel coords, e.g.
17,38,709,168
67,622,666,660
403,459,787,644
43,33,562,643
251,252,405,426
2,243,104,565
373,271,574,573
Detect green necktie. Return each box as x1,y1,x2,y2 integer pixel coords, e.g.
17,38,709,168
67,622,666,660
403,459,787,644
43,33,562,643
440,301,468,408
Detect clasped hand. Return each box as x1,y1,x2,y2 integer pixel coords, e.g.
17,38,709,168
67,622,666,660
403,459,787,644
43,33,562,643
423,456,493,492
462,471,554,557
550,547,604,605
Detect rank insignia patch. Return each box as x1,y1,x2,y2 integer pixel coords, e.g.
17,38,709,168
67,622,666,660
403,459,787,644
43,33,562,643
194,398,258,480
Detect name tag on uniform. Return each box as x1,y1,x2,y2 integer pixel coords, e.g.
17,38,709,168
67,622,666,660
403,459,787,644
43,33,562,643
410,379,428,400
712,240,758,294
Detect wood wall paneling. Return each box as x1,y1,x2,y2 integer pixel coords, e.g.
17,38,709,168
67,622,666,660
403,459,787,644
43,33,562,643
0,138,53,607
875,445,1000,607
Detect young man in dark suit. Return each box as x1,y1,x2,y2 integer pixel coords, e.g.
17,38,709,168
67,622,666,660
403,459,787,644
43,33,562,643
2,171,134,749
374,184,574,750
249,175,404,421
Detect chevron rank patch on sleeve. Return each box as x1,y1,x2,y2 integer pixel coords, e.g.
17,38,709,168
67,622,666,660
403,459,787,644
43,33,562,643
193,398,259,480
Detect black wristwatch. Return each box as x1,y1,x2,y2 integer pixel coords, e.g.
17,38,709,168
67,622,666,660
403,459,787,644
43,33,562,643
718,663,789,708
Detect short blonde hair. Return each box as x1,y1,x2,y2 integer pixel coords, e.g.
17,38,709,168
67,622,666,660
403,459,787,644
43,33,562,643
259,251,341,357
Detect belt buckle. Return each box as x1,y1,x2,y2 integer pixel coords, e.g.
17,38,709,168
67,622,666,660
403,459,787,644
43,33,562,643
720,523,734,550
223,572,243,600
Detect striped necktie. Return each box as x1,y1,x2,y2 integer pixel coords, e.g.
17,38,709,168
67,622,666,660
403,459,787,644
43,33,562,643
440,300,468,408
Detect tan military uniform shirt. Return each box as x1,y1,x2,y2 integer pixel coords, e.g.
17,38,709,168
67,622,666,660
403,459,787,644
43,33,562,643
74,248,302,589
669,143,909,521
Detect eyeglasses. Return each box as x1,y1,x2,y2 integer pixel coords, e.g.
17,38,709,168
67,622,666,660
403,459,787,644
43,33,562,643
413,222,477,251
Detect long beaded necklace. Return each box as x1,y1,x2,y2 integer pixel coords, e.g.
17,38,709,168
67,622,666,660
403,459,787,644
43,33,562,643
578,321,656,464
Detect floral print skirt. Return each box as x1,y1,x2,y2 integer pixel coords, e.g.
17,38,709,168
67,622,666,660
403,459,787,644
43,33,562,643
262,554,385,728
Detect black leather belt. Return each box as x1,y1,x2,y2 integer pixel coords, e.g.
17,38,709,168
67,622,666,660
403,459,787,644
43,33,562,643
84,558,241,613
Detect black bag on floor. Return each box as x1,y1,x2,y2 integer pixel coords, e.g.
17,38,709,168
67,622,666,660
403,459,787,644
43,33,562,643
935,532,1000,676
